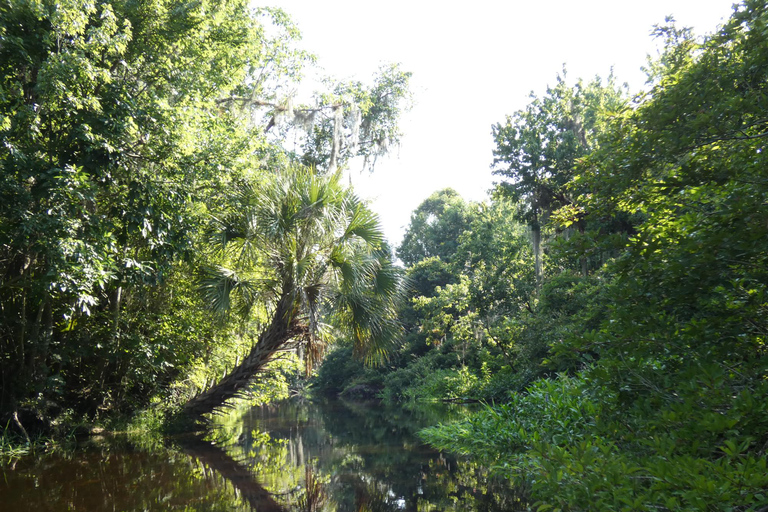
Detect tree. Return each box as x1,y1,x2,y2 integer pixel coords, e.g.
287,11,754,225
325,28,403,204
184,165,404,418
0,0,413,426
426,3,768,509
297,63,413,174
218,61,412,176
396,188,472,267
491,73,626,280
0,0,272,416
573,0,768,429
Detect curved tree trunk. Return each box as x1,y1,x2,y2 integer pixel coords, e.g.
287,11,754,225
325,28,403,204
183,293,304,419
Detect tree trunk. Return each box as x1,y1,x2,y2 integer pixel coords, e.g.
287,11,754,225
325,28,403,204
183,293,304,419
530,189,543,287
578,219,588,278
531,221,542,286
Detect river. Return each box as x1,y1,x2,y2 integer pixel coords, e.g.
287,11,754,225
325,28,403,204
0,399,526,511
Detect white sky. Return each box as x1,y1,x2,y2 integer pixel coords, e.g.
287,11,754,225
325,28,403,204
267,0,736,246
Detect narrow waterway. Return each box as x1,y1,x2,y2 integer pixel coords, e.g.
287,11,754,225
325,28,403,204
0,399,526,511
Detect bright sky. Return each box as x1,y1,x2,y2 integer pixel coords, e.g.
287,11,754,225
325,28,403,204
267,0,736,246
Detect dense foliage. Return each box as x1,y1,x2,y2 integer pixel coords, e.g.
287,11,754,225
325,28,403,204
318,2,768,510
0,0,261,424
3,0,766,509
0,0,410,430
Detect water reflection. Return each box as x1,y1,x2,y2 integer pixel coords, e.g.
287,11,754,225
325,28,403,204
176,433,287,511
0,436,255,511
212,399,525,511
0,399,526,511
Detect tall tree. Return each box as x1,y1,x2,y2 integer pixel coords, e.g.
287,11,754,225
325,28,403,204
297,63,412,174
218,61,412,176
576,1,768,414
491,73,626,280
0,0,273,415
426,3,768,509
0,0,412,422
184,165,404,418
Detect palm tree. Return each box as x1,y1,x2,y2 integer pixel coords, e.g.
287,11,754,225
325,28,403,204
183,165,404,419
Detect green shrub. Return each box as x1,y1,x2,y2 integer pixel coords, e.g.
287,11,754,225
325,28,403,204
422,373,768,511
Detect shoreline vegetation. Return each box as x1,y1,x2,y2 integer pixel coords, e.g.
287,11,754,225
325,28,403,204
2,0,767,510
313,3,768,509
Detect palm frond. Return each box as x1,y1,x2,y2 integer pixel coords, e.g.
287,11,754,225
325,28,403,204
206,214,246,255
198,266,264,320
372,254,408,299
327,252,405,366
198,266,241,316
342,201,386,247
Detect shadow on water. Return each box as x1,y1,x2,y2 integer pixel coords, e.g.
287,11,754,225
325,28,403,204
0,399,527,511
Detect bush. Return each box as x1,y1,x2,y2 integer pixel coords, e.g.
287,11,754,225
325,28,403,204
422,372,768,511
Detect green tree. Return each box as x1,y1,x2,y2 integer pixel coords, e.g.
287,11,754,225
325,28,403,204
397,188,472,267
0,0,412,426
492,73,626,280
298,63,412,174
426,2,768,510
0,0,271,415
0,0,341,422
218,60,412,176
570,0,768,456
184,166,405,418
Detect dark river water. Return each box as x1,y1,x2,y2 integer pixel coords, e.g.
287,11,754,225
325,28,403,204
0,399,526,511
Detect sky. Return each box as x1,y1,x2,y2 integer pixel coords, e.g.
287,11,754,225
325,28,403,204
266,0,736,246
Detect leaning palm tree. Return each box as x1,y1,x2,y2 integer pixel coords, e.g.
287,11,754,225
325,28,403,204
183,165,404,419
